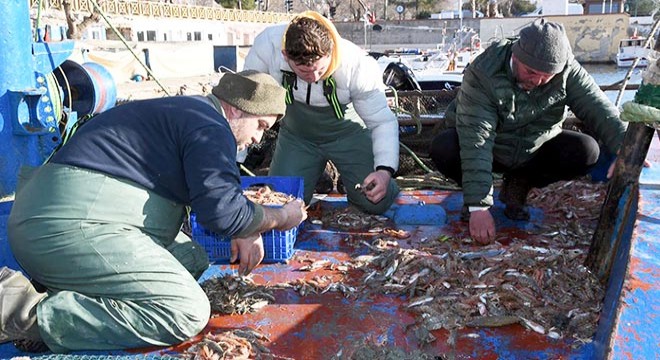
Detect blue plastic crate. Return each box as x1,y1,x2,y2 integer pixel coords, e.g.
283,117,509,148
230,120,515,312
191,176,303,263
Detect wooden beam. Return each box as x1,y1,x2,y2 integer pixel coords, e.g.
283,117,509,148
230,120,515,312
586,122,655,283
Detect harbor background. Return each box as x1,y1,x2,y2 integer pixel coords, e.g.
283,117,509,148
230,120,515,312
115,60,645,108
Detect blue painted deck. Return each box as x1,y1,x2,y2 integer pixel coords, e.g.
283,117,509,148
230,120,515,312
0,195,591,359
606,137,660,360
0,140,658,359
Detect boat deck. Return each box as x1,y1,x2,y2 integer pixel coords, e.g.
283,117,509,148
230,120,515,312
0,139,659,359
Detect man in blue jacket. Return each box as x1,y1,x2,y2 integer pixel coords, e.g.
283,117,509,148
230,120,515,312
430,19,626,244
1,70,307,352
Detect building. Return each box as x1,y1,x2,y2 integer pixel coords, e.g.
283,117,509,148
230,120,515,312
583,0,625,14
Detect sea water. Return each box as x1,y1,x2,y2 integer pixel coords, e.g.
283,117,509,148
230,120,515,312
583,63,644,107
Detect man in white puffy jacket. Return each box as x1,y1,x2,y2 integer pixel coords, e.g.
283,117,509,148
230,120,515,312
244,11,400,214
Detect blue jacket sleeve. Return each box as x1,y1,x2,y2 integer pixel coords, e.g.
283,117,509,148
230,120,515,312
183,124,255,237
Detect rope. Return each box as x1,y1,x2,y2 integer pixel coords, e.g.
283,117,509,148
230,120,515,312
387,86,400,117
34,0,43,41
45,73,63,124
240,164,256,176
399,142,434,174
57,66,73,120
620,101,660,125
88,0,170,96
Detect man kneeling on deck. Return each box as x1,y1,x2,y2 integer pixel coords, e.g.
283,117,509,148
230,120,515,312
429,19,627,245
1,70,307,352
244,11,400,214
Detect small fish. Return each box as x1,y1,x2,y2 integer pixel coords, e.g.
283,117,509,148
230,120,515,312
383,259,399,278
354,182,376,192
520,317,545,334
477,302,487,316
298,259,330,272
465,315,520,328
363,270,377,283
407,296,434,308
521,245,551,254
249,300,269,310
478,267,493,279
408,268,430,284
460,249,505,260
547,330,562,339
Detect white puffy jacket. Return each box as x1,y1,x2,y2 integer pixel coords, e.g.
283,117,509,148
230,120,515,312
244,24,399,171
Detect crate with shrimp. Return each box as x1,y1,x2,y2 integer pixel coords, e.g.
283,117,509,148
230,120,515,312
190,176,304,263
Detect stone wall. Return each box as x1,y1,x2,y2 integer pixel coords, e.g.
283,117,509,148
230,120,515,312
334,14,631,63
479,14,629,63
334,18,481,52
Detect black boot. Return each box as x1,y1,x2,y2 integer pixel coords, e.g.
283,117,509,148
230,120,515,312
499,177,532,221
0,267,48,352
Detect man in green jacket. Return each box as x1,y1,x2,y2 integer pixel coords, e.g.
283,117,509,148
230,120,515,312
429,19,626,244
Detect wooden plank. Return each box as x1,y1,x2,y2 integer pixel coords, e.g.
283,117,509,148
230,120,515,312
586,122,656,283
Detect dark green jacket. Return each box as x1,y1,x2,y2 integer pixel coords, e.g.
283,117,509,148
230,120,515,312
445,39,626,207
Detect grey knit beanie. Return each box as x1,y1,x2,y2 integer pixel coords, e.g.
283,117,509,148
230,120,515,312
512,19,572,74
212,70,287,119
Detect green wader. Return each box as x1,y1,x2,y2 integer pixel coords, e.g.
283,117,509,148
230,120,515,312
7,163,210,352
270,101,399,215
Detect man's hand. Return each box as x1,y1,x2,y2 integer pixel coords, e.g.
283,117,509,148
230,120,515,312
277,199,307,231
230,234,264,275
361,170,391,204
469,209,496,245
607,157,652,179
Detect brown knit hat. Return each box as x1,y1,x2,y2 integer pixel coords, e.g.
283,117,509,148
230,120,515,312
212,70,286,119
512,19,572,74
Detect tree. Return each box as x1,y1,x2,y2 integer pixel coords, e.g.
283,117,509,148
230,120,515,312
625,0,660,16
415,0,439,18
464,0,534,17
497,0,535,16
255,0,270,11
215,0,256,10
62,0,103,39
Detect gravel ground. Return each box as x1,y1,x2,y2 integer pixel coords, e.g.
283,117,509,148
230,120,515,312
115,73,222,102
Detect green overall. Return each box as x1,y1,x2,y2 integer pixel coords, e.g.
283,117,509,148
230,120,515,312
7,163,210,352
269,100,399,215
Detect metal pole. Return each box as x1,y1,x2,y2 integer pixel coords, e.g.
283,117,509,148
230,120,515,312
458,0,463,30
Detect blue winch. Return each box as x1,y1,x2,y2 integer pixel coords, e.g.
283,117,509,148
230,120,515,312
0,0,116,197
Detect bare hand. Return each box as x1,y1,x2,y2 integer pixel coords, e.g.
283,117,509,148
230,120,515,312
469,209,496,245
607,158,618,179
230,234,264,275
361,170,391,204
607,157,652,179
277,199,307,231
